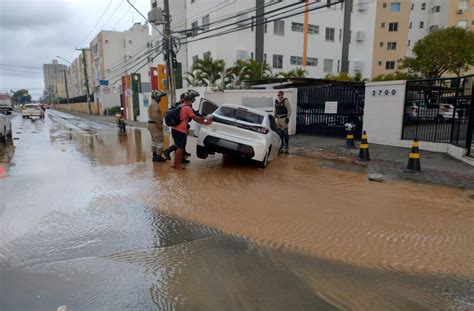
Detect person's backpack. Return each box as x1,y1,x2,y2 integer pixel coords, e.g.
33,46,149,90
164,105,182,126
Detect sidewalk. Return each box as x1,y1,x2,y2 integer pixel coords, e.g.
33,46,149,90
54,110,474,189
291,135,474,189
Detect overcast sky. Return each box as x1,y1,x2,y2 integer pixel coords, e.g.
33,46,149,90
0,0,152,99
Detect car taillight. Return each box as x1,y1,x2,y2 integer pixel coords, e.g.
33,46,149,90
255,127,269,134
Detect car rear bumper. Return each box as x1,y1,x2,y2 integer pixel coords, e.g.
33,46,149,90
203,136,255,158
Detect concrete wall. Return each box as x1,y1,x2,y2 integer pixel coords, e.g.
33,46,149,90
53,102,101,114
363,80,468,157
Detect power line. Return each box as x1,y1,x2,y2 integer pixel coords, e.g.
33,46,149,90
101,0,125,30
0,67,43,74
77,0,115,47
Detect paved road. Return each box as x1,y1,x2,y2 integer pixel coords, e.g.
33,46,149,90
1,111,473,310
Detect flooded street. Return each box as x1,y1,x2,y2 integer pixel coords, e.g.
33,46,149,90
1,110,473,310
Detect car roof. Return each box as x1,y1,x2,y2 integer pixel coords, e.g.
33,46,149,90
219,103,268,117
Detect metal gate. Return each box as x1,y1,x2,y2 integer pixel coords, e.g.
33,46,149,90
296,84,365,138
402,75,474,156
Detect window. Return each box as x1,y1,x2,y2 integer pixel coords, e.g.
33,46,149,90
236,50,249,61
191,21,198,35
291,22,304,32
429,25,440,32
409,21,412,28
431,6,440,13
339,29,342,42
325,27,335,41
128,40,132,44
383,3,387,8
387,42,397,50
386,61,396,70
458,20,468,29
337,60,340,72
411,3,414,10
307,57,318,66
378,61,382,66
459,0,469,11
202,15,210,32
421,3,426,10
408,39,411,46
381,22,385,28
192,55,198,64
308,24,319,34
419,21,424,28
273,54,283,68
274,20,285,36
389,22,398,31
323,59,333,73
105,39,109,43
290,56,302,65
216,106,264,124
390,3,400,12
380,42,384,47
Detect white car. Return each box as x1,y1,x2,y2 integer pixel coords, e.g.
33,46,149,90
405,100,459,123
194,100,282,168
22,104,44,119
0,114,12,143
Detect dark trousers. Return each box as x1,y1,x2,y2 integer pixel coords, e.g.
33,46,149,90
282,128,289,150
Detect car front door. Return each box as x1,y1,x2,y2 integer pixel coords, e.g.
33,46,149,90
194,98,219,137
268,115,282,158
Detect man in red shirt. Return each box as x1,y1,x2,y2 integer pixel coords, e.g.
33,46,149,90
172,95,212,169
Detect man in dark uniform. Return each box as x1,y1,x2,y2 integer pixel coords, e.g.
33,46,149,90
274,91,291,154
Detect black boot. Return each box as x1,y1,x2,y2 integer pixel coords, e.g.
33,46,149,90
152,153,167,162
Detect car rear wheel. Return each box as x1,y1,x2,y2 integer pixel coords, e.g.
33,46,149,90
259,147,271,168
197,145,209,159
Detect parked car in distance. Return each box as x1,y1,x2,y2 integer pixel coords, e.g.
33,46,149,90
194,100,282,168
22,104,44,119
0,113,12,143
0,103,13,115
405,100,458,123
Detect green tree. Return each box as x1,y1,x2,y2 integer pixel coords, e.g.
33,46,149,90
11,89,31,104
187,54,226,87
401,27,474,78
241,59,272,81
277,67,307,78
371,71,420,82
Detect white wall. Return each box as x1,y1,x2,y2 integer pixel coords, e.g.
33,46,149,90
201,88,298,135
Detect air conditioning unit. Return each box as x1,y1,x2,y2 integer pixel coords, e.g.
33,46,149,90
355,31,366,42
148,7,165,24
456,9,463,14
354,61,364,72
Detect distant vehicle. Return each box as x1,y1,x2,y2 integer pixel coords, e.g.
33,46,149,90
39,103,49,110
0,114,12,143
22,104,45,119
195,100,282,168
405,100,459,123
0,103,13,115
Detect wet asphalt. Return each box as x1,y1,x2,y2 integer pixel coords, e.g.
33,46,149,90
0,111,473,311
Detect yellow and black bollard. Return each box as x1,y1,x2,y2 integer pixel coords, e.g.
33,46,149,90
346,131,355,149
406,139,421,172
358,131,371,161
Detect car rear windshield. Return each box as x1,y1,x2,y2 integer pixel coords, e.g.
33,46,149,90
216,106,264,124
25,104,37,108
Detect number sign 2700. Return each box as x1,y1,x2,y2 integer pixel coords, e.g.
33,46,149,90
372,89,397,96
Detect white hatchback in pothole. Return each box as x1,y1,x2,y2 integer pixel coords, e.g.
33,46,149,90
194,100,282,168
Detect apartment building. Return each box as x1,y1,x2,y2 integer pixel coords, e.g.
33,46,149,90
69,50,94,98
89,23,153,90
151,0,473,81
43,60,69,100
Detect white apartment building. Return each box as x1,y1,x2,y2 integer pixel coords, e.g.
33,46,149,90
150,0,474,82
43,59,69,100
90,23,153,90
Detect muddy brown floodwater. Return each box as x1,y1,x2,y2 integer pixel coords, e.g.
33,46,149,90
1,110,473,310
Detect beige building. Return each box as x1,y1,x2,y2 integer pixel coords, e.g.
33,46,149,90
43,60,69,100
369,0,474,78
69,50,94,98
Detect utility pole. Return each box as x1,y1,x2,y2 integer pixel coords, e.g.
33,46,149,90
63,68,70,109
76,48,92,114
255,0,265,64
163,0,176,106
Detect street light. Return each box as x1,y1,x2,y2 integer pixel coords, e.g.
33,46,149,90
56,56,71,109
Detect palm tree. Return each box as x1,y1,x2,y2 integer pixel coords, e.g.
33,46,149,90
243,59,272,81
276,67,307,78
189,54,226,87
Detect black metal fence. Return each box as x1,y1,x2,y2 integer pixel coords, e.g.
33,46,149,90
296,84,365,138
402,75,474,153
